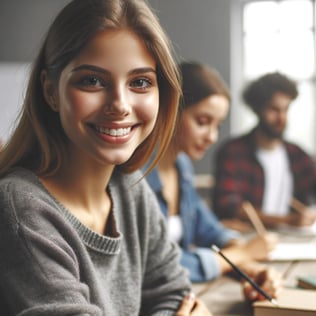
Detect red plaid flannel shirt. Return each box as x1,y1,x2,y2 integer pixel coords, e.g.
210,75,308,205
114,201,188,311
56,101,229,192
213,128,316,219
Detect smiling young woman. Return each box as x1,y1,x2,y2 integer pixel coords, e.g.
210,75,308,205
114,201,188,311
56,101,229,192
0,1,212,315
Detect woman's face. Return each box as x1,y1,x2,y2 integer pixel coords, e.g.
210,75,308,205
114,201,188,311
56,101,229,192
46,29,159,167
177,94,229,160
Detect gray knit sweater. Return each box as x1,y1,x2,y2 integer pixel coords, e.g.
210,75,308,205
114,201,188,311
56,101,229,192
0,168,191,315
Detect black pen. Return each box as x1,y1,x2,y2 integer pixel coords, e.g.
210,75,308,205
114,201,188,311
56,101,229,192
211,244,278,306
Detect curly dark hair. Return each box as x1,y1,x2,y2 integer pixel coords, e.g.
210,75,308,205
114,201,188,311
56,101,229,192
242,72,298,113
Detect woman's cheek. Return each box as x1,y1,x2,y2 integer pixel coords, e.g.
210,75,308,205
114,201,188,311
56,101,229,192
134,93,159,122
68,89,106,113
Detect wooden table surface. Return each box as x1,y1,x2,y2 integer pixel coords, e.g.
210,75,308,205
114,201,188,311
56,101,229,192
192,231,316,316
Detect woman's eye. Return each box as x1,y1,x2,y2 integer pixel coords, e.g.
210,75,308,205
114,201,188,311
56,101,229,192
74,75,106,90
196,118,209,126
130,78,152,90
80,76,102,87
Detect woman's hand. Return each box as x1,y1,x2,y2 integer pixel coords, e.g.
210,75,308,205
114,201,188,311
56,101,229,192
240,264,283,302
243,233,278,261
220,218,253,233
175,292,213,316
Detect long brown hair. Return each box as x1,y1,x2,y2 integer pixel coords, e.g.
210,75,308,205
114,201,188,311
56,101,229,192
0,0,180,176
179,61,230,111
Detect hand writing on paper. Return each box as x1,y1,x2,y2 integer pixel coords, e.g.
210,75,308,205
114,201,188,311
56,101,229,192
240,264,283,302
176,292,212,316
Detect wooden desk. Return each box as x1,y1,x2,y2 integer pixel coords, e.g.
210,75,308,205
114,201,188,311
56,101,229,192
192,232,316,316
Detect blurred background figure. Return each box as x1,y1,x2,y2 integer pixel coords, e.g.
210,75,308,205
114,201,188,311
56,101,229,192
144,61,280,302
213,72,316,230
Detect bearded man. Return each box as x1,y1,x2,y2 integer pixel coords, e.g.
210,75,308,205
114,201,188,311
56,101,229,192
213,72,316,231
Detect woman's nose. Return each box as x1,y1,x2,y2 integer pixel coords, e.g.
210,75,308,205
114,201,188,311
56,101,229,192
104,85,131,116
206,128,218,145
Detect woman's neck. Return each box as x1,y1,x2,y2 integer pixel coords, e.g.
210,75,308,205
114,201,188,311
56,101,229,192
39,152,115,234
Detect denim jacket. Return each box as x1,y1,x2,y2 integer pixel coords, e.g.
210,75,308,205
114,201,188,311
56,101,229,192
145,153,240,282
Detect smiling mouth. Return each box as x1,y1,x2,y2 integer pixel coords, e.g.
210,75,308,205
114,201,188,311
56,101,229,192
94,125,132,137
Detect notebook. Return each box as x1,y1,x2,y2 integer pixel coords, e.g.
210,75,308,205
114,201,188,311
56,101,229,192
297,275,316,290
268,242,316,261
253,288,316,316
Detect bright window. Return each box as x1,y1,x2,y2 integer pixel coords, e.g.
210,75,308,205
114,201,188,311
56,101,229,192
231,0,316,157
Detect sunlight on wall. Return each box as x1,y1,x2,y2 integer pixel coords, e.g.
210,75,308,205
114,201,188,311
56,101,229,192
0,62,30,142
232,0,316,157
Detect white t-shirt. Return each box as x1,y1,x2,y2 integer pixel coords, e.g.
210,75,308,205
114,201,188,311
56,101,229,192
256,144,293,215
167,215,183,243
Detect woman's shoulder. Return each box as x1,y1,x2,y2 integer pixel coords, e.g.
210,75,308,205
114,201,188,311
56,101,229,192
112,169,145,188
0,168,67,235
176,153,195,180
111,169,153,202
0,167,42,196
0,167,60,220
111,169,159,212
177,153,193,168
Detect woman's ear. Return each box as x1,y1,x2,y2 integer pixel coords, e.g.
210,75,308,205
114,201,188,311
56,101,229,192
41,70,59,112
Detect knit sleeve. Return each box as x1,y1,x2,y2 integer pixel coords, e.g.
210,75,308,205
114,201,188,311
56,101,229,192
0,181,102,316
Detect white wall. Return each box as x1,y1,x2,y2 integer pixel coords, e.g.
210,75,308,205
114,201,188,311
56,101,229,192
148,0,233,173
0,62,30,141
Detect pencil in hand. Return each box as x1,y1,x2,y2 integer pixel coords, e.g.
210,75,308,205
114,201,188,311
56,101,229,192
242,201,267,237
211,244,278,306
291,197,306,214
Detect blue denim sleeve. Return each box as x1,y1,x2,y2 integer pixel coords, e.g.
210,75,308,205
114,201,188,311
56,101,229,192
194,196,241,248
180,248,221,283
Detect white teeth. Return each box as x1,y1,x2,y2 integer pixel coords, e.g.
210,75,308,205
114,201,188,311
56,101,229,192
96,126,131,136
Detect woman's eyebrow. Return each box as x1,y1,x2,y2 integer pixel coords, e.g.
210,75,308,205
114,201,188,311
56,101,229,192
71,64,108,74
71,64,156,76
128,67,157,76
